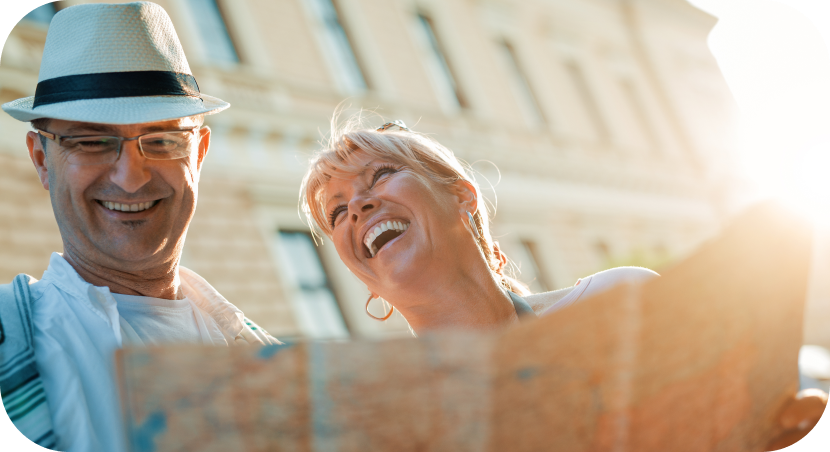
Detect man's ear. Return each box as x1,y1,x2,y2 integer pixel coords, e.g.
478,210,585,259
196,126,211,171
452,179,478,214
26,131,49,190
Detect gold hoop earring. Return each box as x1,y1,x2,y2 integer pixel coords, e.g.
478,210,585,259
365,294,394,321
467,211,481,239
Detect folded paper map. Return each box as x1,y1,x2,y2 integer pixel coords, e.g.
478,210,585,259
117,202,812,451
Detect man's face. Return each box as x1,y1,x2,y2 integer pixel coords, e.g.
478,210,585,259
26,117,210,272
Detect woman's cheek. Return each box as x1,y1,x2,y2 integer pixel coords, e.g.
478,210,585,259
333,229,354,261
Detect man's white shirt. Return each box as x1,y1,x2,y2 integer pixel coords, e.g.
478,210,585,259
113,293,226,345
29,253,248,451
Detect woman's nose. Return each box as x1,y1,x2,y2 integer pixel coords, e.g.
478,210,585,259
348,195,378,222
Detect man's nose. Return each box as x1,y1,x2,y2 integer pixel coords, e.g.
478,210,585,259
109,139,151,193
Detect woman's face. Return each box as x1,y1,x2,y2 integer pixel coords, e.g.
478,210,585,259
323,152,471,298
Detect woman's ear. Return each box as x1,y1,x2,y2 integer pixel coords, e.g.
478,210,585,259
451,179,478,214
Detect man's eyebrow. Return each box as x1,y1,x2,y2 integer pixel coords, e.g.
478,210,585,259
142,124,196,133
63,122,195,135
64,123,117,135
141,125,169,133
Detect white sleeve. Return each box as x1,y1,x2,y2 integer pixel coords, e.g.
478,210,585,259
541,266,659,316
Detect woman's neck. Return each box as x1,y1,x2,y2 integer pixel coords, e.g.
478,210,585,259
390,265,519,335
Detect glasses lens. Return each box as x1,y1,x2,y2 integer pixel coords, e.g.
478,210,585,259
61,136,121,165
140,131,197,160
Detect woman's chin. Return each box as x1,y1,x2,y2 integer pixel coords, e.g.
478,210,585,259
360,232,445,294
370,251,429,292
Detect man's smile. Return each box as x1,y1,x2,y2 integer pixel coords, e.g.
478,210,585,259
96,199,161,214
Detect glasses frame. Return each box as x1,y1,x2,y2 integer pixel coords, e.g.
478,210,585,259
36,126,202,163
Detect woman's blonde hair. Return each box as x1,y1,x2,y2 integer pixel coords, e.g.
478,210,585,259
300,117,529,295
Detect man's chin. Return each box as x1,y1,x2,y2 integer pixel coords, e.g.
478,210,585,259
118,219,149,230
94,236,175,265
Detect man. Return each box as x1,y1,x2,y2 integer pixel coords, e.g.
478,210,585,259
0,3,278,451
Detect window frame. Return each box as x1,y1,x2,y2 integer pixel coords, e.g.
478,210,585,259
328,0,371,90
185,0,242,66
414,12,469,111
497,39,547,128
275,229,351,340
563,59,612,143
619,77,661,152
303,0,370,94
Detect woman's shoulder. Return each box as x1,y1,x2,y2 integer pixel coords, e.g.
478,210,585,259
525,266,659,315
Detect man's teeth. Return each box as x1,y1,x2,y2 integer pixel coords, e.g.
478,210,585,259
102,200,157,212
364,221,409,257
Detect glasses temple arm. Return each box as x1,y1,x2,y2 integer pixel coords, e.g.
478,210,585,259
36,129,59,143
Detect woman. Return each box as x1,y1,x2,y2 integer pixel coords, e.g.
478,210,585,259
300,119,825,448
300,119,655,333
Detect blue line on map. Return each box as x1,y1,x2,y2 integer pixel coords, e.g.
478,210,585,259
130,411,167,452
257,343,294,360
516,367,539,380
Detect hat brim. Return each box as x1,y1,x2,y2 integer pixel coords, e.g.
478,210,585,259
1,94,229,124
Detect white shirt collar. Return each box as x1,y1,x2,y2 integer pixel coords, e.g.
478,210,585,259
38,252,247,343
41,252,124,346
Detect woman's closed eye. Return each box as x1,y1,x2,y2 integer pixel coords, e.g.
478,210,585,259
371,164,399,186
329,205,347,228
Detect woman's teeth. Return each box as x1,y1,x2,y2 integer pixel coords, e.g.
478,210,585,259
102,200,157,212
364,221,409,257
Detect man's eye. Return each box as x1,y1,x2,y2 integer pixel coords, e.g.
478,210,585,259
79,140,108,146
145,139,175,147
67,138,117,153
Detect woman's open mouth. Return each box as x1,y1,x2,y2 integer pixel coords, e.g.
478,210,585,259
364,220,410,257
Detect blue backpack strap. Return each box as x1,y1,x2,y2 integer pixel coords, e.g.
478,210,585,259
0,274,57,449
507,290,537,319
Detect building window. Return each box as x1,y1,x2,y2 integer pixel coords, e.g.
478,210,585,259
22,2,58,25
306,0,367,93
276,231,349,340
496,40,546,127
564,61,611,142
523,240,551,291
186,0,240,64
411,13,467,112
620,78,659,151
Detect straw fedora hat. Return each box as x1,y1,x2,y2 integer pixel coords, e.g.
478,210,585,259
2,1,229,124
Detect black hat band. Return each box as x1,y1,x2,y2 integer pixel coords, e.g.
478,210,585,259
33,71,200,108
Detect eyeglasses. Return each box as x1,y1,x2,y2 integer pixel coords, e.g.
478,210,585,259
36,127,202,166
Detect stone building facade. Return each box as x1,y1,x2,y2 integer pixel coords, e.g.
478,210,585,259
0,0,745,341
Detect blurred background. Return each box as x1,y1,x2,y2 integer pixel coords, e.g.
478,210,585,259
0,1,828,390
